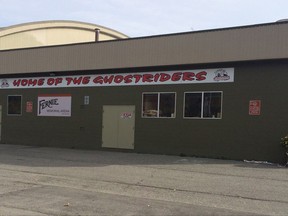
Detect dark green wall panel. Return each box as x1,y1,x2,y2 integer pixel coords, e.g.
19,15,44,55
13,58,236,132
0,61,287,163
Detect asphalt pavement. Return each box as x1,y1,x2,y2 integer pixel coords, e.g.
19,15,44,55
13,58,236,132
0,144,287,216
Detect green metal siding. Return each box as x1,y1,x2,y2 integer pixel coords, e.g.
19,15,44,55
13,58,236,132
0,61,287,164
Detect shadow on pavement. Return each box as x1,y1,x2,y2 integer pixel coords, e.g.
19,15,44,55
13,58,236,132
0,144,285,170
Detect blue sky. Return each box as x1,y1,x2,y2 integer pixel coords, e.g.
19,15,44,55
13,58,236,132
0,0,288,37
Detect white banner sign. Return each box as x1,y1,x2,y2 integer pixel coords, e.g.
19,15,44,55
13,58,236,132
1,68,234,89
37,94,71,117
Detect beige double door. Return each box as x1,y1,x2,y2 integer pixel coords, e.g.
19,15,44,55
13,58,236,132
102,105,135,149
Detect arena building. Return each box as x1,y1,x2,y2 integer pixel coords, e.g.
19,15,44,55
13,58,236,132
0,20,287,164
0,20,128,50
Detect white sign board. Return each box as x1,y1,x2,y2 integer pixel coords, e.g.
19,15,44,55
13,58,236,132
37,94,71,117
0,68,234,89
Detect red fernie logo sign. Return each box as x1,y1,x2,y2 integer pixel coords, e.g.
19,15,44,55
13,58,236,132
37,94,72,117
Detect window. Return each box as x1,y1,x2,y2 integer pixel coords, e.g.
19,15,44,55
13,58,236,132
142,92,176,118
184,92,222,119
7,95,22,115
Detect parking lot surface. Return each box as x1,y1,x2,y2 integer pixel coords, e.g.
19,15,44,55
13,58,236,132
0,144,287,216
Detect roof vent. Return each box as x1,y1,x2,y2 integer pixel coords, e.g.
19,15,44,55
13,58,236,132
95,28,100,42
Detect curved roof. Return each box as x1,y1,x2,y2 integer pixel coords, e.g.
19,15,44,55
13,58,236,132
0,20,128,50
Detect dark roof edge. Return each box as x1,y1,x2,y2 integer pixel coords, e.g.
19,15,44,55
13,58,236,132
127,20,288,41
1,21,288,52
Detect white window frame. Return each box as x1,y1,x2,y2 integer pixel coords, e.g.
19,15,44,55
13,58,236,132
142,92,176,118
7,95,22,116
183,91,223,119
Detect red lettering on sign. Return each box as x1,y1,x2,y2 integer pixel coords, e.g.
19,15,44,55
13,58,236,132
47,78,55,86
13,79,21,87
8,68,231,89
114,75,124,83
66,78,72,85
13,79,46,87
124,75,133,83
195,71,207,81
21,79,28,86
93,76,103,84
54,78,63,86
38,79,45,86
27,79,37,86
143,74,153,82
82,76,90,85
103,75,114,84
73,77,82,85
133,75,142,83
159,73,171,82
153,74,160,82
66,77,89,85
182,72,195,81
93,75,114,84
171,72,182,82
